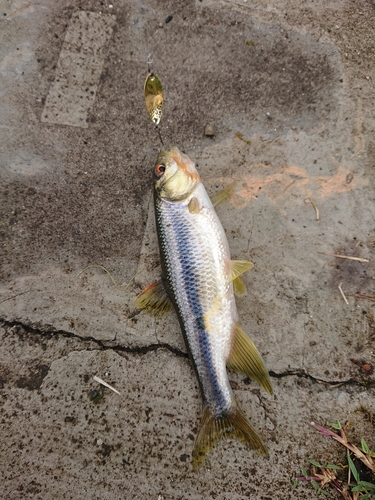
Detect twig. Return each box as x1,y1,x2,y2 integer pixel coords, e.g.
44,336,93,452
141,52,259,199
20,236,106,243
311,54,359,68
281,180,296,194
5,3,31,19
308,197,320,221
318,252,369,263
338,283,349,305
235,131,251,145
348,293,375,303
93,376,121,395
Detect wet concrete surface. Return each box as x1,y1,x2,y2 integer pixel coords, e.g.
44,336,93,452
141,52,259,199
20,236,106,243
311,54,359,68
1,0,375,498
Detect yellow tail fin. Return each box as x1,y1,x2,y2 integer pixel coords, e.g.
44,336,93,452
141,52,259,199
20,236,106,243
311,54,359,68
192,404,268,470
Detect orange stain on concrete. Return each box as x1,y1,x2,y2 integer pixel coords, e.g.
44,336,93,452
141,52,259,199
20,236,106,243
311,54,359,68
316,167,355,197
217,162,364,209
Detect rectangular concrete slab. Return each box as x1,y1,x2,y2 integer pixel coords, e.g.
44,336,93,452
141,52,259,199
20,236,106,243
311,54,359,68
41,11,116,128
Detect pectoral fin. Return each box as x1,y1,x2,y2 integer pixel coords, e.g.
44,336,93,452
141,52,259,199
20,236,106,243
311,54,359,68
227,323,273,395
192,403,268,470
188,196,201,214
134,280,172,318
210,183,235,207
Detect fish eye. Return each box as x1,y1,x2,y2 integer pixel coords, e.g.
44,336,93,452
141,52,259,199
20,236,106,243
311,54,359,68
155,164,166,178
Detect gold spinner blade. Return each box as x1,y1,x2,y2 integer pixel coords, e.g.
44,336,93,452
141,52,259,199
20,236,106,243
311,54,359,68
144,73,163,126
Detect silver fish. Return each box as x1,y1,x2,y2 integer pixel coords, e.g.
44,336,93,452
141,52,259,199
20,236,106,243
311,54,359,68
136,146,273,469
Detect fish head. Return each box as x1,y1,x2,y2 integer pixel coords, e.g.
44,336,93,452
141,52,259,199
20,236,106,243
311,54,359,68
154,146,201,201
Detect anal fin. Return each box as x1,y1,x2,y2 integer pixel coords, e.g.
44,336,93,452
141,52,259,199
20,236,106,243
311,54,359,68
227,323,273,395
192,403,268,470
134,280,173,318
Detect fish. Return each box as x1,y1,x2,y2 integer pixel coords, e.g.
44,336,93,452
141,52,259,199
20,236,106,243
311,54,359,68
135,146,273,469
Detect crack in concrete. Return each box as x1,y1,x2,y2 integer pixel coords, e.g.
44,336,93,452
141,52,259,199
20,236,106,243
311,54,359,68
0,318,188,359
268,369,374,388
1,318,374,389
0,289,33,304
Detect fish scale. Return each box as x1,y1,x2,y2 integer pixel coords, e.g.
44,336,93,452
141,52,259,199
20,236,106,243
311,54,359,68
155,189,233,413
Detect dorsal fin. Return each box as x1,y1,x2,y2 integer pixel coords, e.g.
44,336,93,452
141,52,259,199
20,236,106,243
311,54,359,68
210,183,235,207
227,323,273,395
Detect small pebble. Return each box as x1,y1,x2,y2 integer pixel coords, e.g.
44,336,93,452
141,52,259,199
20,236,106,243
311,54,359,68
165,15,173,24
89,390,99,400
346,173,353,184
97,439,103,446
204,124,215,137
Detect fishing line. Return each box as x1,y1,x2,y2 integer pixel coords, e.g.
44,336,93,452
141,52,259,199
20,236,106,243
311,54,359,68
143,21,170,147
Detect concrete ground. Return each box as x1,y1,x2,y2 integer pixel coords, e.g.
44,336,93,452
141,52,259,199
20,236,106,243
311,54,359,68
1,0,375,498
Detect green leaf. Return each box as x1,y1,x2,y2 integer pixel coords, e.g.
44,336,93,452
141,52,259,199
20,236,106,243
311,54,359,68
301,466,308,477
358,481,375,490
329,420,342,430
325,464,342,470
317,489,329,497
306,459,341,470
292,479,298,489
352,485,365,492
362,438,370,453
311,480,320,490
361,440,375,458
347,452,360,483
308,459,323,467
